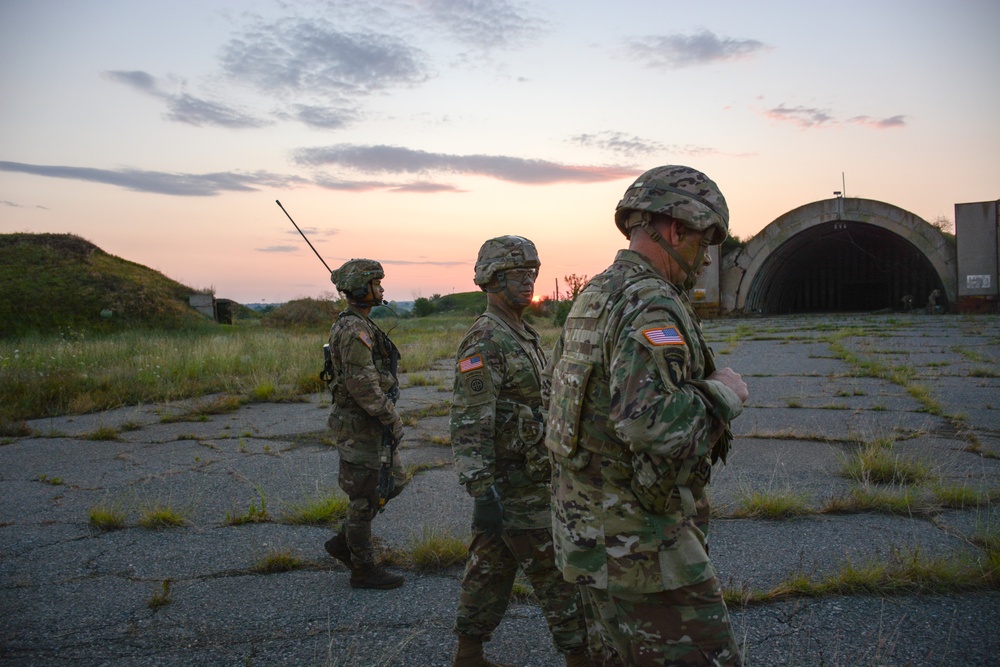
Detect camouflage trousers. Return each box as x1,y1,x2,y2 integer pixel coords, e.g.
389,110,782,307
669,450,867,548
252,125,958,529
337,457,407,565
582,578,742,666
455,526,588,653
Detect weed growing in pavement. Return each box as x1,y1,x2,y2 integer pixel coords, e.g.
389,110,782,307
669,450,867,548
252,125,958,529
728,547,991,606
280,491,349,526
224,487,270,526
425,434,451,447
137,503,189,529
732,490,813,519
251,548,303,573
406,373,435,387
80,425,121,441
820,487,934,516
840,437,934,486
931,484,1000,509
147,579,173,609
88,504,126,530
405,460,451,479
402,526,467,571
34,474,64,485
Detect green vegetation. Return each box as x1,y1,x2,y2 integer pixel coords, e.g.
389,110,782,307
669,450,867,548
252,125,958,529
821,487,934,516
279,492,349,526
34,474,64,486
725,546,997,607
732,490,812,519
840,438,934,486
89,504,127,531
148,579,173,609
137,504,189,529
0,233,215,338
81,425,121,441
224,488,270,526
251,548,303,573
403,526,468,571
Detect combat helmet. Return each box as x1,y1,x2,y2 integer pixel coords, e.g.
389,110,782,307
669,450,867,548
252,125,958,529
473,236,540,292
614,165,729,245
330,258,384,302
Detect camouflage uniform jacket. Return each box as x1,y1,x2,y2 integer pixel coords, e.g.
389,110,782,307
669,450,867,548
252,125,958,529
327,305,402,469
450,304,552,529
544,249,744,594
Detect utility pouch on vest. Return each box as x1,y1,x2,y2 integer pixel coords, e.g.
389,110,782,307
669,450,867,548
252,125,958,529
545,357,593,459
630,451,683,515
629,452,709,517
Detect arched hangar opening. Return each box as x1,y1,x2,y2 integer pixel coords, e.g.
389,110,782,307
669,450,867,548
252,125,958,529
722,198,957,315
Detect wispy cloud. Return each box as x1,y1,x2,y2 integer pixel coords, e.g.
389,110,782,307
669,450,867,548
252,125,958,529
419,0,541,49
104,14,431,130
256,245,301,253
0,161,307,196
294,144,634,184
628,30,769,68
220,17,430,98
764,105,835,128
763,105,907,130
103,70,269,129
389,182,466,193
570,132,663,156
285,227,339,238
848,114,907,129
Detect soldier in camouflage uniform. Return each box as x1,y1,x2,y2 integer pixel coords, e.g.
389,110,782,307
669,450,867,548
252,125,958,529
323,258,408,590
544,166,749,666
450,236,592,667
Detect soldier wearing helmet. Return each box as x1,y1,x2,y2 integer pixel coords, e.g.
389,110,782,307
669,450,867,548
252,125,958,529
450,236,592,667
544,167,749,665
323,258,408,590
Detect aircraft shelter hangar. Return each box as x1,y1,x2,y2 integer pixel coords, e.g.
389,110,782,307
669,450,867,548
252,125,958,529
719,198,957,315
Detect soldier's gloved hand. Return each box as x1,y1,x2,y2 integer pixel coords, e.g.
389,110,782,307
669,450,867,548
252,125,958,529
390,417,404,444
472,485,504,538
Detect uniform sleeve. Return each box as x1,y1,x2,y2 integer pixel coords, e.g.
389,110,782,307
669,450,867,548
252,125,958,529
449,335,505,495
338,322,398,424
608,307,716,460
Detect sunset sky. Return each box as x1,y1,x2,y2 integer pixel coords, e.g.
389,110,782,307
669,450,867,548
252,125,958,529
2,0,998,304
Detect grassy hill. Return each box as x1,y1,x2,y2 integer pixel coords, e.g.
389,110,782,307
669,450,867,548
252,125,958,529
0,233,219,338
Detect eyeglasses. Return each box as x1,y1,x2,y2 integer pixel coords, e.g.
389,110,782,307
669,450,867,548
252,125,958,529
505,268,538,282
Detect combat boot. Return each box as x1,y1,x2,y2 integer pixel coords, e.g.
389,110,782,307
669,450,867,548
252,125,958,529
323,532,353,571
349,563,405,589
343,519,404,589
451,635,515,667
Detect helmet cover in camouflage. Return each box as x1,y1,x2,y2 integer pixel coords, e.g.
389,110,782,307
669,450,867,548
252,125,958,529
473,236,540,288
330,258,384,294
614,165,729,245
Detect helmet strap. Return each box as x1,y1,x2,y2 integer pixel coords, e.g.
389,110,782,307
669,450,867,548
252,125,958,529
637,217,704,291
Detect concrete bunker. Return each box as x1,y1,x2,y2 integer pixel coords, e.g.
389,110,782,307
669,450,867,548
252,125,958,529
721,198,957,315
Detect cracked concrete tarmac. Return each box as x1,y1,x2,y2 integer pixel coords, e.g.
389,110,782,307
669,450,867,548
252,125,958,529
1,313,998,666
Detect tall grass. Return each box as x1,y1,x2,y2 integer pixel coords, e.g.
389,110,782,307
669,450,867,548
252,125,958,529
0,328,325,422
0,312,564,428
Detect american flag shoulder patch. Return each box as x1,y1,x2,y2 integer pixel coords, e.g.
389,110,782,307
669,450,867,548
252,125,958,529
642,326,685,346
459,354,484,373
358,331,373,349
